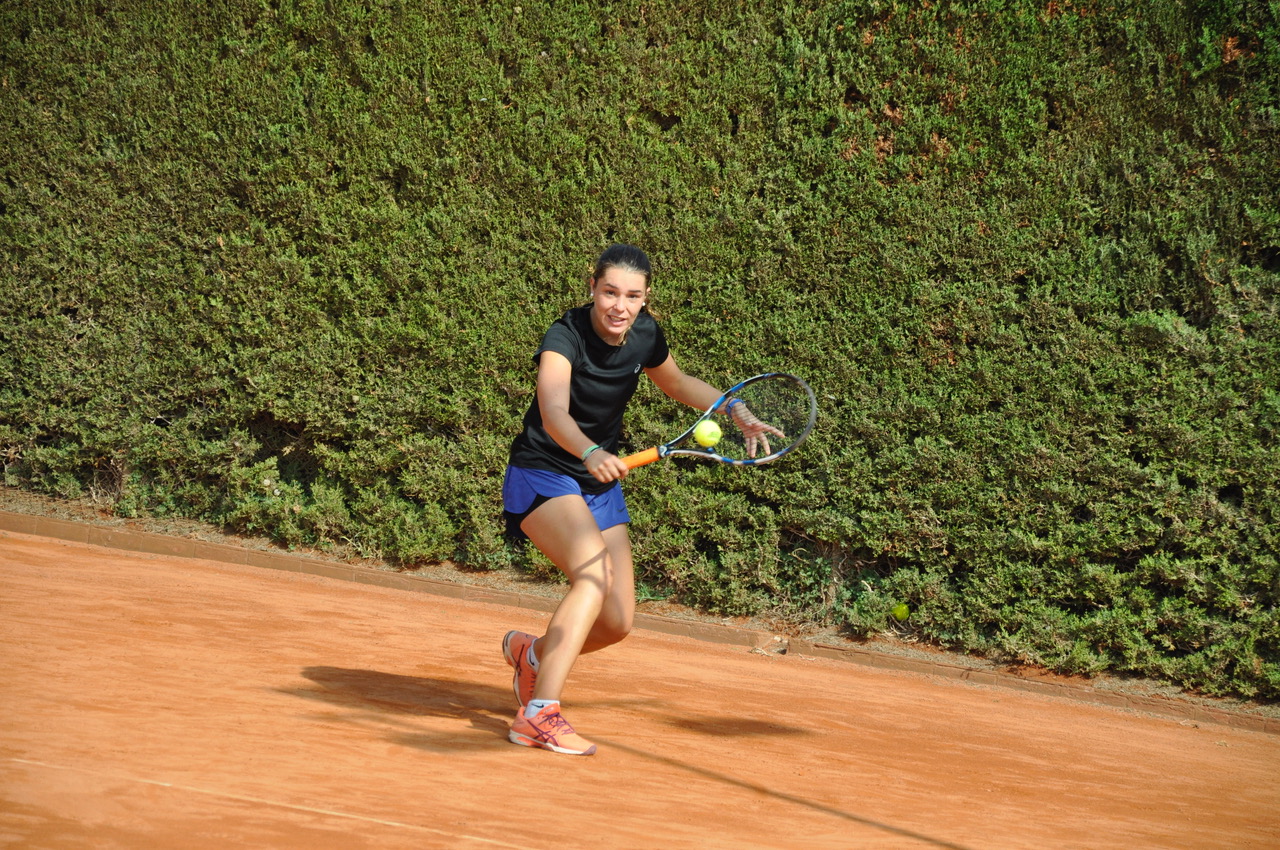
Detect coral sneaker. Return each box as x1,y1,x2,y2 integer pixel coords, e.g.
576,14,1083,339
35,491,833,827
502,630,538,707
509,704,597,756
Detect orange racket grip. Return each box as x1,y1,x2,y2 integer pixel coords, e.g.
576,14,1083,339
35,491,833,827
623,447,661,469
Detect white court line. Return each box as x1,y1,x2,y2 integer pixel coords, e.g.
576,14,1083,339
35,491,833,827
7,758,523,849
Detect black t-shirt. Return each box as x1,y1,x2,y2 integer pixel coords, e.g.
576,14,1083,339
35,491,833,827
508,305,670,492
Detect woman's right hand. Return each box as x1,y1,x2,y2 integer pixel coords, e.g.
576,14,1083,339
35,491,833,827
584,449,629,483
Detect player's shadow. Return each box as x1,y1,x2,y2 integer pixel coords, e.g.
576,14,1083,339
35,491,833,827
659,715,809,737
281,666,512,753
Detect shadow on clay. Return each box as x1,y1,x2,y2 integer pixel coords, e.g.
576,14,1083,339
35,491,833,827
283,667,974,847
284,667,809,751
279,666,512,753
659,715,811,736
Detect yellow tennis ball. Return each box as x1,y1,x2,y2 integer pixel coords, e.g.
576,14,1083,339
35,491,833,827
693,420,722,447
891,603,910,621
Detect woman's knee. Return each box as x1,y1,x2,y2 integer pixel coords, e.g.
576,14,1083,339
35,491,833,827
584,617,632,652
595,588,636,639
606,608,635,640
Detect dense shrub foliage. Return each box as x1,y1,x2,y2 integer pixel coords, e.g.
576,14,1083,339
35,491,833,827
2,0,1277,698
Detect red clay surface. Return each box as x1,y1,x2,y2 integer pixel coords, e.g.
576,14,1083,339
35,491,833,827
2,526,1279,849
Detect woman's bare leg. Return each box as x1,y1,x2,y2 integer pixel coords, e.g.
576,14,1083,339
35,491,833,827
520,497,636,702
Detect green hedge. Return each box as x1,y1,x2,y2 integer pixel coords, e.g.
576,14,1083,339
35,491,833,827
2,0,1277,699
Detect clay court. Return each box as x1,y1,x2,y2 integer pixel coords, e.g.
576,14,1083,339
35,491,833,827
2,515,1278,849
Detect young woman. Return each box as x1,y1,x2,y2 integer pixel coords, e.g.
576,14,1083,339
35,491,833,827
500,244,753,756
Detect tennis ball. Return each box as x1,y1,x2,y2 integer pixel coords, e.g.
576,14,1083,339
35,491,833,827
693,420,722,447
891,603,910,621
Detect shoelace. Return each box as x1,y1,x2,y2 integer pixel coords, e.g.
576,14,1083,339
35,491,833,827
535,710,575,743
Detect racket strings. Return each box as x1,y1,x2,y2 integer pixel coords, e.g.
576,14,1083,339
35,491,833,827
713,377,812,461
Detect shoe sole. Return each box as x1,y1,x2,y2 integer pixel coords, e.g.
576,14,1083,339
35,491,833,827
502,630,533,707
501,630,520,667
508,729,597,756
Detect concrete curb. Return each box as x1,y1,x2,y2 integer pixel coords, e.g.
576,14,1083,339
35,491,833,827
3,509,1276,736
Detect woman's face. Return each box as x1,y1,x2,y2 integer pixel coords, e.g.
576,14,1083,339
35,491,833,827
590,267,648,345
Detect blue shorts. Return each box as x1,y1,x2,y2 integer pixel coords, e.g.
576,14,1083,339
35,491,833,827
502,466,630,540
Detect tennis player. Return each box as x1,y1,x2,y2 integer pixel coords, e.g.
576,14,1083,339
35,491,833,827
500,243,733,755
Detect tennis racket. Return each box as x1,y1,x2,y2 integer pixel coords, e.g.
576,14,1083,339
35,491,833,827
624,372,817,469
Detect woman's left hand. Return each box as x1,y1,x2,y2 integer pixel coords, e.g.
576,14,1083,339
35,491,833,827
729,403,787,458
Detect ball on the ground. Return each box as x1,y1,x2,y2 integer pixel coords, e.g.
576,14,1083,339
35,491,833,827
891,603,910,621
693,420,722,447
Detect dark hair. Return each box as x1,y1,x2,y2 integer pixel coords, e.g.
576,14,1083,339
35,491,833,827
592,243,651,285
